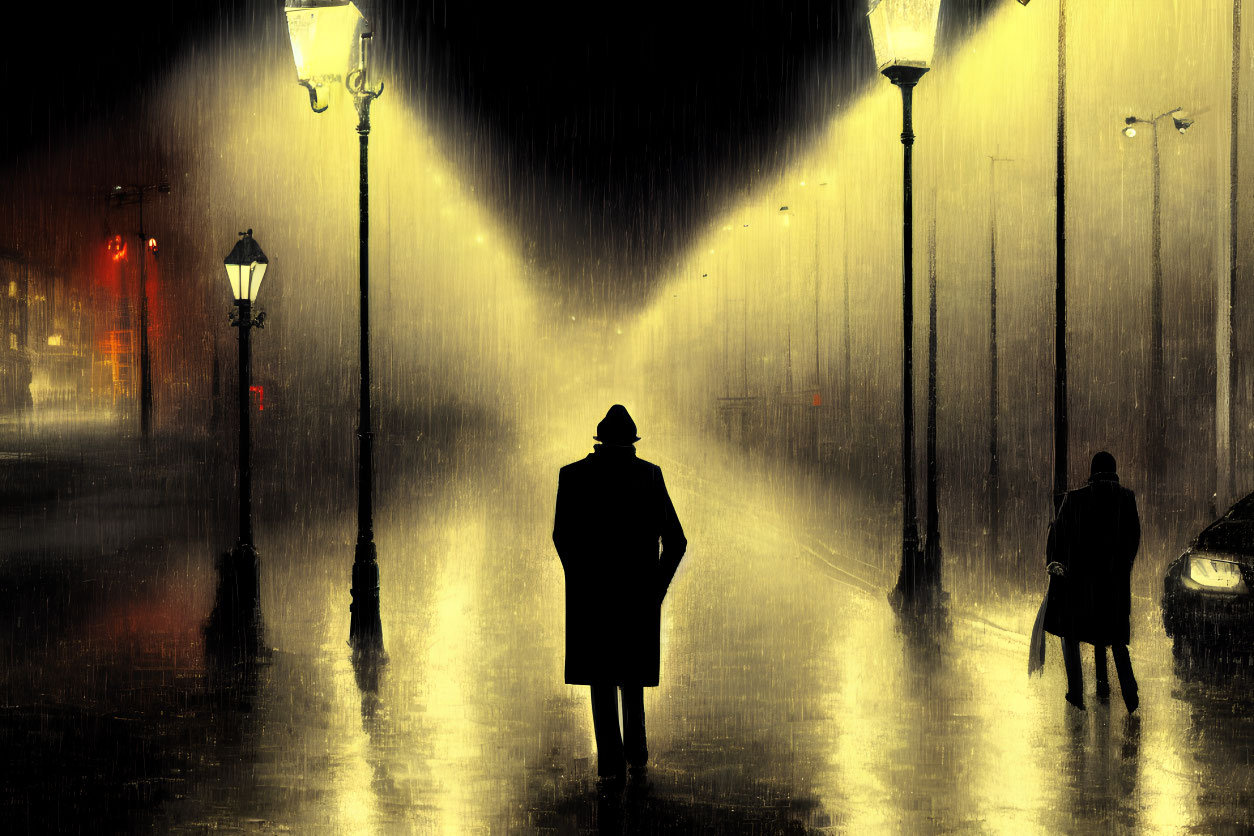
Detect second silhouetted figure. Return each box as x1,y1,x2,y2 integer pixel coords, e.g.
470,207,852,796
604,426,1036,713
552,404,687,784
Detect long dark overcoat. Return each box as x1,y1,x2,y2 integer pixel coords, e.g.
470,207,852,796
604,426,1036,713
1043,473,1141,646
552,446,686,686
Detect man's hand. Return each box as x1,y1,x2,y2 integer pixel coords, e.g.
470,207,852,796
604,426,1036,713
1047,561,1067,577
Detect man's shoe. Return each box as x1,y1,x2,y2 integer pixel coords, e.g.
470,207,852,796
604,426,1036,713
1065,692,1086,711
1124,691,1139,714
1095,685,1111,704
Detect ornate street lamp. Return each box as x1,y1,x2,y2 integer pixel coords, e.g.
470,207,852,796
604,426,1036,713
1122,107,1194,483
867,0,942,609
208,229,269,659
285,0,385,654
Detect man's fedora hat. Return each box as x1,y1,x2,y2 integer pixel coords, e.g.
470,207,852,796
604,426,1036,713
595,404,640,443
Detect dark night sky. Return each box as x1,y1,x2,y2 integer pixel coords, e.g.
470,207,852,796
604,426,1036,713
3,1,994,302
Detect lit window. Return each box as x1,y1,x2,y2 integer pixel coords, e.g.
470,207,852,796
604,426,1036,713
8,333,16,350
7,281,15,298
48,334,63,347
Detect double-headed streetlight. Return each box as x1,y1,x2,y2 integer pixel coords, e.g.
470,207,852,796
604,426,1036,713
210,229,268,656
285,0,385,653
868,0,942,608
1122,107,1194,479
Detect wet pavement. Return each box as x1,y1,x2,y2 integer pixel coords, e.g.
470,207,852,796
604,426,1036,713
2,418,1253,834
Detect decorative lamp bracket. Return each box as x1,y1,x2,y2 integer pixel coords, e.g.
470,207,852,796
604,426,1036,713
298,79,329,114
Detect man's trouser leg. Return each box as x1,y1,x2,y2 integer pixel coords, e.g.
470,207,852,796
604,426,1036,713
1094,645,1110,697
1111,644,1139,711
620,686,648,770
1061,637,1084,706
590,684,625,777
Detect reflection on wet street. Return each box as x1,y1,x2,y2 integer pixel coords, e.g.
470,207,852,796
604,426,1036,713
2,427,1253,833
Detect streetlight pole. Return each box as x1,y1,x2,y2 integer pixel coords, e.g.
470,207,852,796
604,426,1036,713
350,31,384,653
1053,0,1068,514
110,182,169,441
1223,0,1241,505
1016,0,1068,513
1123,108,1193,480
209,229,269,659
924,204,940,589
867,0,942,609
890,63,925,604
285,0,385,653
987,155,1013,563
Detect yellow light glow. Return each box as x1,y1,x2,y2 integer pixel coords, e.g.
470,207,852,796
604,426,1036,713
47,334,62,347
867,0,943,71
285,1,366,93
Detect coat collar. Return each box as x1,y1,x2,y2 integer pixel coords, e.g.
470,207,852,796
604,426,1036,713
1087,471,1120,484
592,443,636,457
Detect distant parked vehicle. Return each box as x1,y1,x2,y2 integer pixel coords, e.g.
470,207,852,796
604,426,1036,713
1162,493,1254,657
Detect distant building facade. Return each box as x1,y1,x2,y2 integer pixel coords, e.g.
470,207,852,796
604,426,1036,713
0,250,32,412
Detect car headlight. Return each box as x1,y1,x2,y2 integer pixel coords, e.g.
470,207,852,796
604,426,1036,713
1186,556,1249,593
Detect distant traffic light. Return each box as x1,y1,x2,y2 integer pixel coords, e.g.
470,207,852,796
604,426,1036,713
147,237,158,255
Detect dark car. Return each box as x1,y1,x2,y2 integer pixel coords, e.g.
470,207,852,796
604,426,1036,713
1162,492,1254,655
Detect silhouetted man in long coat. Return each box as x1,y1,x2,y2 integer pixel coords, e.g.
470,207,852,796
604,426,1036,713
552,405,687,782
1044,451,1140,712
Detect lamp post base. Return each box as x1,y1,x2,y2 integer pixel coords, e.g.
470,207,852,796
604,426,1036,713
890,531,946,614
349,541,384,654
890,534,923,607
204,544,264,665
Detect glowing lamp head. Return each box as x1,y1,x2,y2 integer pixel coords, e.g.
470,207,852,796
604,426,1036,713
1123,126,1137,138
224,229,269,304
867,0,942,74
1123,117,1138,138
285,0,369,103
1173,115,1194,134
147,237,158,254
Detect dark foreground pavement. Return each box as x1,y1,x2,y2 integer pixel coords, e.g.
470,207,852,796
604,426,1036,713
1,419,1252,834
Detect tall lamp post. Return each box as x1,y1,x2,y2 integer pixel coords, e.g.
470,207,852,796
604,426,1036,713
924,204,940,589
1015,0,1068,513
868,0,942,608
211,229,268,656
986,155,1013,563
286,0,385,653
110,181,170,441
1122,108,1194,479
